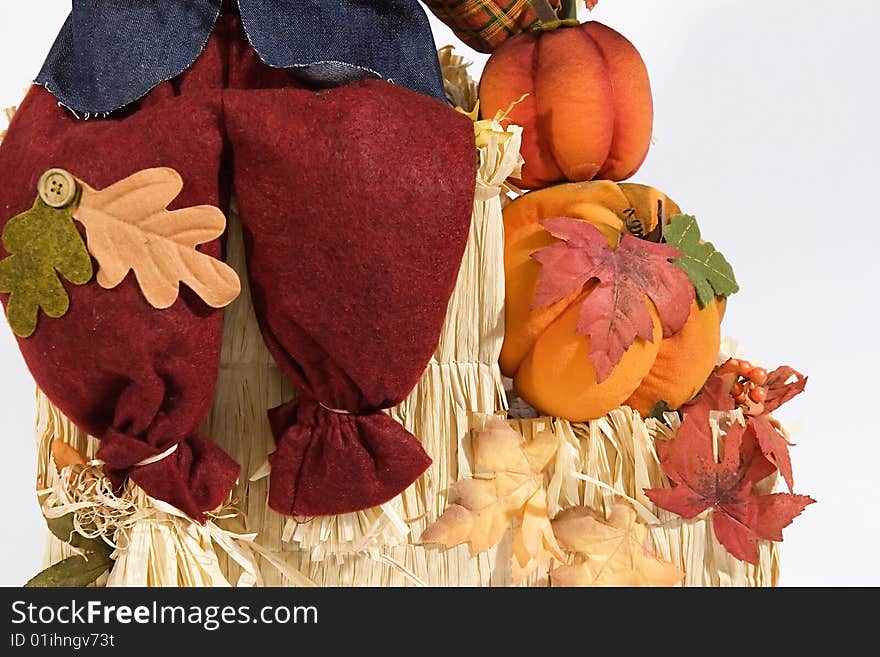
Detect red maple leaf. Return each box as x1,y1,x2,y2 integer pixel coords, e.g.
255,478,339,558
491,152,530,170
752,365,806,491
680,372,737,424
682,362,808,492
751,415,796,492
532,218,694,382
645,414,814,564
762,366,808,414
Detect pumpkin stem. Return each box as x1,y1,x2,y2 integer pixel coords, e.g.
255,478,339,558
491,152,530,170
560,0,580,22
643,199,665,243
528,0,581,32
529,0,560,25
624,208,644,237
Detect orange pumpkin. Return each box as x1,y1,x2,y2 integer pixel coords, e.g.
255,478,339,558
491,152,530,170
480,21,653,190
625,298,725,418
502,181,723,421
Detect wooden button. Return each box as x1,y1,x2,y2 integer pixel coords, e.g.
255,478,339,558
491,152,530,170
38,168,77,208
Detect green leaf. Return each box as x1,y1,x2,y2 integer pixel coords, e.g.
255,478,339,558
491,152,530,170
25,551,111,588
663,214,739,308
0,197,93,337
648,400,672,421
44,513,109,554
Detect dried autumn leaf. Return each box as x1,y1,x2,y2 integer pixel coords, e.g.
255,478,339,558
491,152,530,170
74,168,240,309
645,414,814,564
50,438,88,488
762,365,808,414
25,551,111,588
684,361,808,491
50,438,86,471
511,487,563,583
681,372,737,424
752,415,796,492
0,198,92,337
420,418,563,579
532,218,694,382
44,513,108,554
664,214,739,308
551,503,684,587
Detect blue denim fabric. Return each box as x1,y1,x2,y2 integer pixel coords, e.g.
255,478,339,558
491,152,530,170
35,0,446,116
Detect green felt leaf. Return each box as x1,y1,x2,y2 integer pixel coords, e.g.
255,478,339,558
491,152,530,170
25,551,111,588
664,214,739,308
45,513,109,554
0,197,93,337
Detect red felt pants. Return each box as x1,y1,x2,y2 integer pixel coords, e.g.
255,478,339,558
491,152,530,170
0,15,475,520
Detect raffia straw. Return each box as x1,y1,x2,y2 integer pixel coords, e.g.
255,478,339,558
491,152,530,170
41,462,139,550
35,389,102,578
33,403,316,587
0,106,16,142
374,58,523,585
103,489,267,588
437,46,478,114
505,407,780,587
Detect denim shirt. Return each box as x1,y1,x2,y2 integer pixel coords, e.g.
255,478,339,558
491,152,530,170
35,0,447,116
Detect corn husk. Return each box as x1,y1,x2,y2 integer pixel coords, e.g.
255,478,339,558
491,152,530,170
437,46,478,114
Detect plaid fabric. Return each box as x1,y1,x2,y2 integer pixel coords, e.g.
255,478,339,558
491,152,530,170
425,0,562,53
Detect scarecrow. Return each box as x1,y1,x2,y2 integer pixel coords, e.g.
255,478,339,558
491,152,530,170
0,0,494,520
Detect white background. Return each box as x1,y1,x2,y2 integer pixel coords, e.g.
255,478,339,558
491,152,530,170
0,1,877,586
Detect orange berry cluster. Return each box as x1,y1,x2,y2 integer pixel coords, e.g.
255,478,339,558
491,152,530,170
727,359,768,405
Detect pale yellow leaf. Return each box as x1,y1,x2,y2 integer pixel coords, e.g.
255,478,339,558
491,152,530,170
471,416,531,475
74,168,240,309
420,419,560,561
417,505,474,551
551,502,684,587
522,429,560,473
511,487,565,584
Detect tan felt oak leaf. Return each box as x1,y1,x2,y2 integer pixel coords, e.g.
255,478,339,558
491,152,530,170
74,168,240,309
420,418,564,582
551,503,684,587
